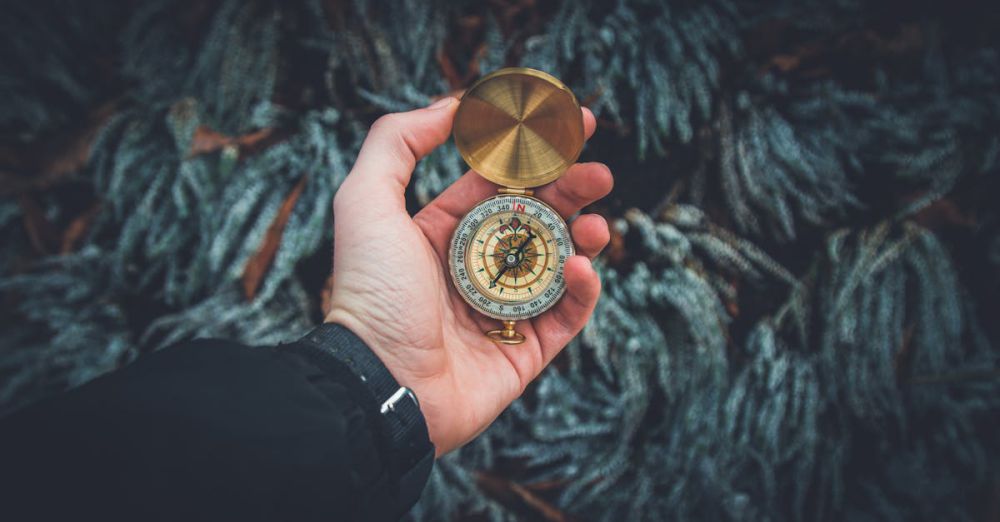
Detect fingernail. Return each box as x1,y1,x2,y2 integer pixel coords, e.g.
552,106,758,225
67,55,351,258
426,97,456,110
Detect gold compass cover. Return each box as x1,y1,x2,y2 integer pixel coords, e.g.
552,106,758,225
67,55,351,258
453,68,584,189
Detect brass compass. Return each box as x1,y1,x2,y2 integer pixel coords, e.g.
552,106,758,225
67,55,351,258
449,68,584,344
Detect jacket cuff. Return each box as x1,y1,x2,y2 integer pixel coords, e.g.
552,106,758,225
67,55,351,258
286,323,434,520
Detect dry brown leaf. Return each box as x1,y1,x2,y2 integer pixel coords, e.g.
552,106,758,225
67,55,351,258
769,53,803,72
436,44,488,91
476,471,575,522
436,47,465,90
466,43,488,83
523,479,572,491
724,277,741,318
60,203,103,254
579,85,605,109
912,197,977,230
242,175,308,300
893,323,917,381
17,195,59,255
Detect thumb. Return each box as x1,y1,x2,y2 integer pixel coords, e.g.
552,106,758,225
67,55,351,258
339,98,459,209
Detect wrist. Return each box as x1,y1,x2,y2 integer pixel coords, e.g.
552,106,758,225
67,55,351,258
324,303,447,384
290,323,435,513
324,306,406,382
324,305,452,456
324,307,379,355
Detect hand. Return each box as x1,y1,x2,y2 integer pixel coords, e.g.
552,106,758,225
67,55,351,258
325,97,613,455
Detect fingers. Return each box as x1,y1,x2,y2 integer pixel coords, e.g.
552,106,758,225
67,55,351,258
336,98,459,213
533,162,613,218
532,256,601,364
571,214,610,258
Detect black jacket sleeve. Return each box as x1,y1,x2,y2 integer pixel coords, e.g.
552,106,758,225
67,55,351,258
0,328,433,521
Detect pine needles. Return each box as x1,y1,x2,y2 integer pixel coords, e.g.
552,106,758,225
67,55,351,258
1,1,998,520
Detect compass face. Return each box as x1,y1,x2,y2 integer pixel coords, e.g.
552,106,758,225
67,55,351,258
449,194,573,320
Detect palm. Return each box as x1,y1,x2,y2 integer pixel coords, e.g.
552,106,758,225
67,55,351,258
326,101,611,454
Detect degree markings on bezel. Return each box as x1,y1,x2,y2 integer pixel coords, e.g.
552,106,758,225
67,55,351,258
448,194,573,321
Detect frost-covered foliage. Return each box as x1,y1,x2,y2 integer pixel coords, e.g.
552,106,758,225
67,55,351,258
521,0,742,156
0,249,130,416
0,2,126,142
1,0,998,520
711,90,861,241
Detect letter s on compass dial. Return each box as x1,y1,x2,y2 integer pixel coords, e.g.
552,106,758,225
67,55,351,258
449,194,574,321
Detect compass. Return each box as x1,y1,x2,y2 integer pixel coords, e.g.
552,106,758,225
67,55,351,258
449,68,584,344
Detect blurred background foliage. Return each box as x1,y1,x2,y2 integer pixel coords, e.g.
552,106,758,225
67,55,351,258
1,0,999,520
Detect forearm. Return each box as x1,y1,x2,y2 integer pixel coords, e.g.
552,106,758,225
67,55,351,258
0,326,432,521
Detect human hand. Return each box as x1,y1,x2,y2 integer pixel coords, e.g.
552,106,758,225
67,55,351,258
325,97,613,455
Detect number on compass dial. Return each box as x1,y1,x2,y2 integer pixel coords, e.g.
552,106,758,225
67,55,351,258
449,195,574,321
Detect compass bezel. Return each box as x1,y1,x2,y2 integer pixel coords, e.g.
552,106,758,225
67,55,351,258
448,194,573,321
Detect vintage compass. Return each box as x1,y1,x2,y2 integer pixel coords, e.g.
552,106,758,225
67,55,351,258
449,68,584,345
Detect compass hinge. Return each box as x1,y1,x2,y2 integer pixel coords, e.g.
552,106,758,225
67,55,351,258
497,187,534,196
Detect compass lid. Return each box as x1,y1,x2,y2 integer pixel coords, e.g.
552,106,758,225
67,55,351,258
453,68,584,189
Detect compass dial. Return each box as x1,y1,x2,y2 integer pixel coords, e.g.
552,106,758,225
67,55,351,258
449,195,573,321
